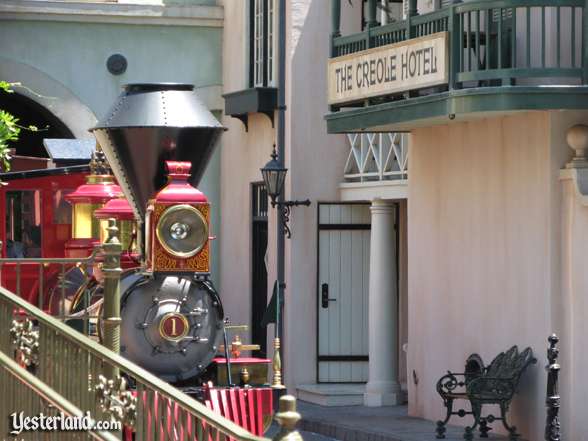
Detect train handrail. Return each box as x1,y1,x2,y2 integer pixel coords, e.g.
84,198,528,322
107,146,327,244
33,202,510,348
0,246,102,265
0,246,104,333
0,284,275,441
0,350,120,441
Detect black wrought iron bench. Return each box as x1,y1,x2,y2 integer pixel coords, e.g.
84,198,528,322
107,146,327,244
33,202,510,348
435,346,537,440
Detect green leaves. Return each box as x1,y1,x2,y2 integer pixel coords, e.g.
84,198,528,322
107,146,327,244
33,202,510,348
0,110,18,172
0,81,40,173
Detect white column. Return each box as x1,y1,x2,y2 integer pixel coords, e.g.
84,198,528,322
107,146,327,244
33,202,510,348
364,198,402,407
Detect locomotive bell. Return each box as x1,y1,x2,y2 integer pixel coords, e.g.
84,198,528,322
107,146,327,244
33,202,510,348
90,83,225,221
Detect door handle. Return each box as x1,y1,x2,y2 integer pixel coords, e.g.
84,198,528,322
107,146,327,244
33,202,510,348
321,283,336,308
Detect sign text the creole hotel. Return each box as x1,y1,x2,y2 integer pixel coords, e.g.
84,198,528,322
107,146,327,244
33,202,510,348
328,32,448,105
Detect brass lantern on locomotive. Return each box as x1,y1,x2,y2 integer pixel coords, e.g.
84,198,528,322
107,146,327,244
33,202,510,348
64,148,122,258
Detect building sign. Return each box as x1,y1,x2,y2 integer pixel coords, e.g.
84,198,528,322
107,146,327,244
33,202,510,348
328,32,448,105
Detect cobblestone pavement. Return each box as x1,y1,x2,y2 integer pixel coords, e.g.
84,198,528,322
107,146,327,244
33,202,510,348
296,402,518,441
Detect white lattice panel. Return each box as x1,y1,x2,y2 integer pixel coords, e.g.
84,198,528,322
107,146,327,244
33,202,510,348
344,133,408,182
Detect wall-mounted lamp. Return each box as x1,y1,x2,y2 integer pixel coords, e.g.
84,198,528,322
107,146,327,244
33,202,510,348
260,146,310,238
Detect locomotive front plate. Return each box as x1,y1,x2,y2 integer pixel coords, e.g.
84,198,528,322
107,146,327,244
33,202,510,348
120,273,224,383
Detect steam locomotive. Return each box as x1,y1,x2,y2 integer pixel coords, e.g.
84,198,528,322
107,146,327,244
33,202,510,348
91,83,227,383
0,83,273,431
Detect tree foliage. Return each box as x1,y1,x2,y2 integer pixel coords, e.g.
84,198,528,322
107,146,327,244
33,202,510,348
0,81,38,172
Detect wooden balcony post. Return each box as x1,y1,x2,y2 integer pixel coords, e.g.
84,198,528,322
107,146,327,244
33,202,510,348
101,218,122,378
408,0,418,17
406,0,417,39
583,1,588,83
448,4,461,90
367,0,378,28
331,0,341,37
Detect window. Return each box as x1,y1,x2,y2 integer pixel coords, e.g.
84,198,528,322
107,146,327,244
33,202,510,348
250,0,275,87
53,190,74,225
5,191,42,258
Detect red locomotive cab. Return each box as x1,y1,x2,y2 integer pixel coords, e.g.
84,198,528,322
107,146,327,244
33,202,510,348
146,160,211,274
0,166,88,306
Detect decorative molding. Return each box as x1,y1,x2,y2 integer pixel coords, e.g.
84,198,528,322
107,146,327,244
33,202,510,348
223,87,278,132
560,124,588,206
0,1,224,27
95,375,137,427
559,168,588,206
339,180,407,201
10,318,39,368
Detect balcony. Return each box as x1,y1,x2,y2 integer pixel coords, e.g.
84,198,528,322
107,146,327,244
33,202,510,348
326,0,588,133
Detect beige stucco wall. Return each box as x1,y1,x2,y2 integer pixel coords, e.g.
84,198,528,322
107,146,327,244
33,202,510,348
219,1,278,342
285,0,349,389
406,111,578,439
220,0,348,388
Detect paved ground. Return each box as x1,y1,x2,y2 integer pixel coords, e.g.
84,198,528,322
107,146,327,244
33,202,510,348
295,402,516,441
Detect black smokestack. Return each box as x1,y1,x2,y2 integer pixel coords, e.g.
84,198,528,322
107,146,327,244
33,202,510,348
91,83,225,219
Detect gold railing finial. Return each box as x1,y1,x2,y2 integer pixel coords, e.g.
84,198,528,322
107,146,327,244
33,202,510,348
89,145,113,176
273,395,303,441
272,337,285,389
106,218,120,245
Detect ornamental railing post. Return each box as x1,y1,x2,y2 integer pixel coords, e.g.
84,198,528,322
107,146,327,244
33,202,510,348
101,218,122,379
545,334,561,441
273,395,304,441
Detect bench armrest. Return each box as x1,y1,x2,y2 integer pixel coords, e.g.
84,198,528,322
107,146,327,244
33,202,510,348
436,372,467,399
466,376,516,402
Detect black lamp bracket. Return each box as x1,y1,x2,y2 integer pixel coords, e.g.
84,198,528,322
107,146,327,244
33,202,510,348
271,199,311,239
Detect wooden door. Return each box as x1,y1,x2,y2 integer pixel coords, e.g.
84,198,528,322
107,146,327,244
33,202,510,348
317,203,371,383
251,183,268,357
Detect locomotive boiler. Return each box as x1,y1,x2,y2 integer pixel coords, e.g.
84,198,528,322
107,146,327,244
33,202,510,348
91,83,227,383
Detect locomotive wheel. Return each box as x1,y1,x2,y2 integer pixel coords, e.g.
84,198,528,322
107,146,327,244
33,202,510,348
46,265,93,318
66,278,102,336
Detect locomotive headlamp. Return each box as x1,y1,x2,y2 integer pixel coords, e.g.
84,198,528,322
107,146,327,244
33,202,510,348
170,222,189,240
156,205,208,258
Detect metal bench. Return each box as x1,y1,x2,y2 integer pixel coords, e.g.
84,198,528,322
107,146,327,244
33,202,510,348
435,346,536,440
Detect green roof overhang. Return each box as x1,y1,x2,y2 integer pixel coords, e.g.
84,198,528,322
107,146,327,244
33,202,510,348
325,86,588,133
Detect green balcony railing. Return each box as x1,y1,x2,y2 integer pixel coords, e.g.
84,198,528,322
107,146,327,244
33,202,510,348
331,0,588,98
